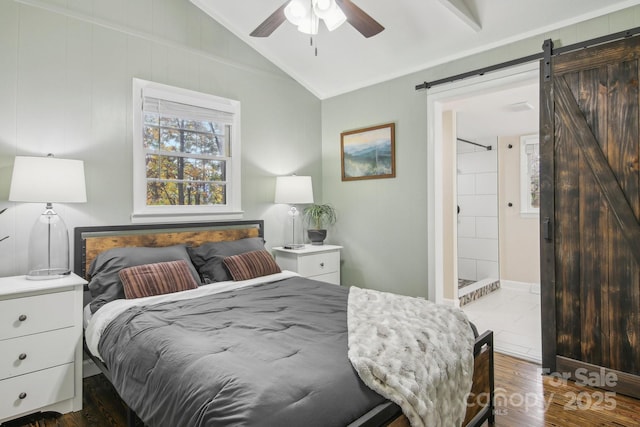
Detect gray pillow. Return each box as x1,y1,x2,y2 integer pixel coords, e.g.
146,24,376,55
187,237,266,283
87,245,201,313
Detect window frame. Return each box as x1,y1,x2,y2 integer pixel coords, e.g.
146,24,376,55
132,78,242,223
519,134,540,217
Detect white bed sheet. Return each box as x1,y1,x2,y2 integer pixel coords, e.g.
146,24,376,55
85,270,299,361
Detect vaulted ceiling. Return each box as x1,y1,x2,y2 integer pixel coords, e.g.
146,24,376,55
192,0,640,99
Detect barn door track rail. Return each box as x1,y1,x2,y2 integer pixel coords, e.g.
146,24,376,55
415,26,640,90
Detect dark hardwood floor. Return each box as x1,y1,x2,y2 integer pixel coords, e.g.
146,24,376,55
3,353,640,426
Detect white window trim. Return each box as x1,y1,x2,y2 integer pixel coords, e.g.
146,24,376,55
520,134,539,217
131,78,242,223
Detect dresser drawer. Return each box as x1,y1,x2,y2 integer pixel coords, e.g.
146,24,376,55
0,291,75,340
297,251,340,277
0,328,77,381
0,363,74,420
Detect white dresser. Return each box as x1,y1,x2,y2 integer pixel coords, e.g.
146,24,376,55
0,274,86,423
273,245,342,285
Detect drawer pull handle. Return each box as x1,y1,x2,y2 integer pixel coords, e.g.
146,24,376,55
18,314,27,322
18,392,27,400
18,353,27,361
320,262,325,268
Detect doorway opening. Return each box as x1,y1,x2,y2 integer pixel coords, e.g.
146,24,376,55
427,62,542,362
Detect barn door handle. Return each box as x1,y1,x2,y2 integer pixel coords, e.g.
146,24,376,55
543,217,552,240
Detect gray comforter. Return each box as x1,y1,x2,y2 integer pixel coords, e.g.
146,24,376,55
98,277,386,426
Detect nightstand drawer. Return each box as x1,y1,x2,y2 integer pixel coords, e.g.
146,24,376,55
273,245,342,286
297,252,340,277
0,363,74,420
0,328,77,380
0,291,75,340
310,271,340,285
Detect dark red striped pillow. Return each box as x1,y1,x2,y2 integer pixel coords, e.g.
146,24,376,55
223,250,281,281
119,260,198,299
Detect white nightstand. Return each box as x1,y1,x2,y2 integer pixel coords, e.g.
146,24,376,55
0,273,86,423
273,245,342,285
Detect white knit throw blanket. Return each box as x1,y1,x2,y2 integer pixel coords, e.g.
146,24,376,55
347,287,475,427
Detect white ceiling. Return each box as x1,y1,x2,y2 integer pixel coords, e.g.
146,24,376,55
449,79,539,141
191,0,640,99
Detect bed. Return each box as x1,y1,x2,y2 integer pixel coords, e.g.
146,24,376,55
74,220,494,427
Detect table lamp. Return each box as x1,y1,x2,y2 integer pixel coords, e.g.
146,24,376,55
9,155,87,280
274,175,314,249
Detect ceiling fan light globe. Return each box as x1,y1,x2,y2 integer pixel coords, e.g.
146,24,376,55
322,8,346,31
314,0,332,13
297,15,319,34
313,0,346,31
284,0,308,26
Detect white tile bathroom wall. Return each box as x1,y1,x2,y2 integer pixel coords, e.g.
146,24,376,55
475,172,497,195
476,217,498,239
457,148,497,174
458,195,498,217
457,174,475,195
458,237,499,261
477,259,499,279
458,258,477,281
457,216,476,238
457,139,499,284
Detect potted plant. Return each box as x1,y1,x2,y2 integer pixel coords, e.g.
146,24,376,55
303,203,337,245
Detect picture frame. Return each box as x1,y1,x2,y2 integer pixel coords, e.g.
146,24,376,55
341,123,395,181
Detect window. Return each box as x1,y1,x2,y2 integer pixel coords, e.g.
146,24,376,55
520,134,539,216
132,79,241,222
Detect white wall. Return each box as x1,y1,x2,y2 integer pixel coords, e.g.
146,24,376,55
0,0,322,277
457,138,499,283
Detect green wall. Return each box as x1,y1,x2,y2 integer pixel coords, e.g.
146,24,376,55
2,0,639,296
0,0,321,277
321,5,640,299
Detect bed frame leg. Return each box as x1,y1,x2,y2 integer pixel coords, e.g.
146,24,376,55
487,331,495,425
466,330,495,427
127,407,138,427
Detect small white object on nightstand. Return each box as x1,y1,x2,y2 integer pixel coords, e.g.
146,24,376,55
0,273,86,423
273,245,342,285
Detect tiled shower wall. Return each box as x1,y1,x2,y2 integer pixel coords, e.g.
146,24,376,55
457,138,499,283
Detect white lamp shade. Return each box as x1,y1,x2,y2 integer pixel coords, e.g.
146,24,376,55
9,156,87,203
274,176,314,204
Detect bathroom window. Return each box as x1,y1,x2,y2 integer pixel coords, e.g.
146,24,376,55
520,134,540,216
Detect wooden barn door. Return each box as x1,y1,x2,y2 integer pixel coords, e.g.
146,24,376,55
540,36,640,398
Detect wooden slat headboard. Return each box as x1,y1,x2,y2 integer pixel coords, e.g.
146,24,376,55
73,220,264,280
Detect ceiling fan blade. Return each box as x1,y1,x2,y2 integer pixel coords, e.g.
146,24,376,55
335,0,384,38
250,1,289,37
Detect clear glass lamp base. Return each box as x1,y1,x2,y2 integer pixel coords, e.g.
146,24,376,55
26,268,71,280
26,204,71,281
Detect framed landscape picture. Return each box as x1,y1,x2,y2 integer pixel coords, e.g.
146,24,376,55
341,123,396,181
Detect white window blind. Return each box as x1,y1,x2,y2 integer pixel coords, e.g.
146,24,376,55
142,97,235,125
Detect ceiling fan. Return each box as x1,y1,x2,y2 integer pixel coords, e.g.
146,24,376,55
250,0,384,38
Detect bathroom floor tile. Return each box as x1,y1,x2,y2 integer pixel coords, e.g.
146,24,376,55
462,287,541,363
